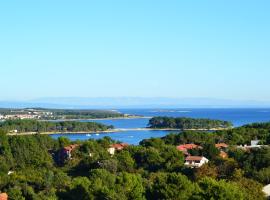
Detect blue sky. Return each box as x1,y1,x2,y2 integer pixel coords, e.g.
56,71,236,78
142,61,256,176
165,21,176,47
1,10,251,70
0,0,269,101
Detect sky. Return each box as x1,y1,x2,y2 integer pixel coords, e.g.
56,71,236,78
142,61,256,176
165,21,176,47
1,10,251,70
0,0,269,101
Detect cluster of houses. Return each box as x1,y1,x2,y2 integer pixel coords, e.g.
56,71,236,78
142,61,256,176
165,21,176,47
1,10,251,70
0,114,40,120
59,142,230,168
176,140,267,168
176,143,229,168
58,140,265,168
0,109,53,121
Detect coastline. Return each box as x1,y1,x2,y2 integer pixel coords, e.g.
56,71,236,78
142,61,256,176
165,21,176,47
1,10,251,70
7,127,230,136
43,116,152,121
79,116,152,121
7,130,118,136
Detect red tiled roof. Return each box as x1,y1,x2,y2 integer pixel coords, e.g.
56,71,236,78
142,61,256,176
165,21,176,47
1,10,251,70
177,144,201,151
185,156,203,161
0,193,8,200
110,143,129,150
215,143,228,148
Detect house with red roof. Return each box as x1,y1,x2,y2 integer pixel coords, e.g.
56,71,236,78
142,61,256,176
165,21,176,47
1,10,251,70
215,143,229,158
59,144,79,161
108,143,129,155
185,156,209,168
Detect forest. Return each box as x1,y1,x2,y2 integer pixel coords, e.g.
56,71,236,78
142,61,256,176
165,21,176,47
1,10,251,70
49,109,125,119
0,119,113,133
148,117,233,130
1,122,270,199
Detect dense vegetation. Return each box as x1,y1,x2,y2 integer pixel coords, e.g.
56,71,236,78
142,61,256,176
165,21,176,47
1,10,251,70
0,119,113,133
1,122,270,199
244,122,270,129
161,126,270,146
50,109,126,119
148,117,233,130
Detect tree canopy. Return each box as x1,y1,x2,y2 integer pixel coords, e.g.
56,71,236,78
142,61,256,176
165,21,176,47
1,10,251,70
148,117,233,130
0,119,113,133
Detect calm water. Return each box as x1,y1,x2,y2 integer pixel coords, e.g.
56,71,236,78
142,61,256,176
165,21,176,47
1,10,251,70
51,108,270,145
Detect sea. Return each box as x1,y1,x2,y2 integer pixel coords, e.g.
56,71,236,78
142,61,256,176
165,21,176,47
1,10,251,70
50,108,270,145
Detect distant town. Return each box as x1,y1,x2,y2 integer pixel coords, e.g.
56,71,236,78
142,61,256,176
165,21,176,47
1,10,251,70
0,108,53,120
0,108,129,120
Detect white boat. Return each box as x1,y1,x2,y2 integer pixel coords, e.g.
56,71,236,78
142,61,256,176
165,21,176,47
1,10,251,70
86,134,91,137
95,133,100,136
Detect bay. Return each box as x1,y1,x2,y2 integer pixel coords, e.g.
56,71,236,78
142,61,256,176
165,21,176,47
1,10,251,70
50,108,270,145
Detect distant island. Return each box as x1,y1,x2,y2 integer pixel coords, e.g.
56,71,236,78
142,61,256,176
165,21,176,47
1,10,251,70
0,108,139,120
148,117,233,130
1,119,113,134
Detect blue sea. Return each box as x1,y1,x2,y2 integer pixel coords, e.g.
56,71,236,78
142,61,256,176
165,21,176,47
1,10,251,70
50,108,270,145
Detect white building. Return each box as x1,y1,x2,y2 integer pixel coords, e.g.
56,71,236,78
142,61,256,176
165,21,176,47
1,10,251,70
263,184,270,198
251,140,260,147
184,156,209,168
8,171,14,175
107,143,129,155
9,130,18,134
107,147,116,155
237,140,265,150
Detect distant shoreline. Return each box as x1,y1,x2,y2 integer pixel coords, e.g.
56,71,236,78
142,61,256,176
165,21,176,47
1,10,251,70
0,116,151,123
7,127,230,136
43,116,152,121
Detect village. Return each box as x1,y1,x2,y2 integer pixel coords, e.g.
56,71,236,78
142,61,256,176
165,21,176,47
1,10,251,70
0,109,53,120
60,139,266,168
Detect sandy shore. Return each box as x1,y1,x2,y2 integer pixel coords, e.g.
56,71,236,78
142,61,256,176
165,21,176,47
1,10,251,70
7,127,229,136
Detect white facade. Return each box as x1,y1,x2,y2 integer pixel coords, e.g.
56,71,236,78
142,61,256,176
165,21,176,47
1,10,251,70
263,184,270,198
251,140,260,146
185,156,209,168
9,129,18,133
237,140,265,150
107,147,115,155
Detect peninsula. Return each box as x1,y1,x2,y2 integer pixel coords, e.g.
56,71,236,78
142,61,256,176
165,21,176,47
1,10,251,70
1,119,113,134
0,108,140,120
